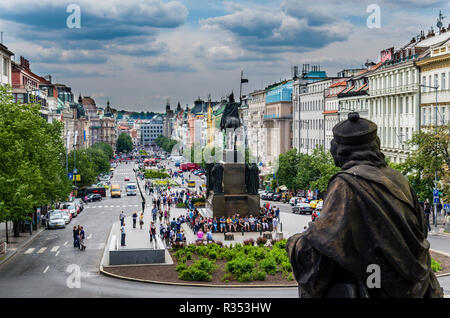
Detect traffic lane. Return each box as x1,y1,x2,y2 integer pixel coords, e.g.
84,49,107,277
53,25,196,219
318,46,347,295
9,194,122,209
428,234,450,255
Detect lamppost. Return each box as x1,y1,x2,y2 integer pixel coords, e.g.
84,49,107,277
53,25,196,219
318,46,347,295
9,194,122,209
420,83,439,230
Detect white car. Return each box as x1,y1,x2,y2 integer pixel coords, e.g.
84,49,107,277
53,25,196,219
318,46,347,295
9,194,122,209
289,197,300,206
47,212,66,229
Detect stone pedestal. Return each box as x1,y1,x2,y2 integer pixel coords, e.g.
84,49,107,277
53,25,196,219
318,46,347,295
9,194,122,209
206,161,260,218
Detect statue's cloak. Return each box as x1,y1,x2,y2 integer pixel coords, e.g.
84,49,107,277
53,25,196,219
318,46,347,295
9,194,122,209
286,164,442,298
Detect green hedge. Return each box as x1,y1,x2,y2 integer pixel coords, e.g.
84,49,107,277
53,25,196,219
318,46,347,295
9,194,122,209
173,240,290,283
144,170,170,179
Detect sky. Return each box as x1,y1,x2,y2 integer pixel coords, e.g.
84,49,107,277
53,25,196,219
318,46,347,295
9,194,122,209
0,0,449,112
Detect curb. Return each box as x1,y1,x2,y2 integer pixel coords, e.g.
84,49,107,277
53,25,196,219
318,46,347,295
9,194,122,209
99,266,298,288
0,227,46,267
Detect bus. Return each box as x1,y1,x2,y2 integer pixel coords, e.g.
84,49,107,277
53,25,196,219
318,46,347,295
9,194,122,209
126,183,137,196
84,187,106,197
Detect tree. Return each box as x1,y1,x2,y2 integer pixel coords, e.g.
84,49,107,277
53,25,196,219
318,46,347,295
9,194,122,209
92,142,114,160
0,86,72,237
155,135,179,153
278,149,301,191
391,126,450,203
117,132,133,153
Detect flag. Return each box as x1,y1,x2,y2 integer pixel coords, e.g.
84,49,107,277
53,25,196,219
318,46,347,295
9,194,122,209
241,78,248,83
83,130,86,142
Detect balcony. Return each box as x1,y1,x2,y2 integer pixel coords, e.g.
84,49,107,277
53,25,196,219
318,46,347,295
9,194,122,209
263,114,293,120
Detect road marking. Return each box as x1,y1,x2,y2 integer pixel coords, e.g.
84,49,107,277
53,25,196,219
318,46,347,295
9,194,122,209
55,251,60,256
50,246,59,252
24,248,35,254
87,234,92,239
43,266,49,274
64,241,68,246
37,247,47,254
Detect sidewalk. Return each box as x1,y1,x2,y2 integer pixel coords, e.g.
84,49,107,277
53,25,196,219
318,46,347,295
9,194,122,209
0,223,46,265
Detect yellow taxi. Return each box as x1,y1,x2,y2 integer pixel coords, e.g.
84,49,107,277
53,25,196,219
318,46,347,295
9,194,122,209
187,180,196,188
309,200,323,209
110,184,121,198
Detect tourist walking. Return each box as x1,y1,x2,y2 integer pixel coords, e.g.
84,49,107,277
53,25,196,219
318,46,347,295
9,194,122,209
79,226,86,251
132,211,138,228
149,222,156,242
73,226,79,248
139,212,144,230
121,222,126,246
119,211,125,226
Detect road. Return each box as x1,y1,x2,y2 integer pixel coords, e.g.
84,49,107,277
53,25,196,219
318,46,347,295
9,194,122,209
0,159,448,297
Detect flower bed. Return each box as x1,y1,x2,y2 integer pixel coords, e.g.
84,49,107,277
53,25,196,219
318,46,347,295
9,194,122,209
150,179,178,186
144,170,170,179
172,239,293,283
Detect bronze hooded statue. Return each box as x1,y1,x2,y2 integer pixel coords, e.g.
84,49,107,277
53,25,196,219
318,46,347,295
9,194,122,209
286,112,443,298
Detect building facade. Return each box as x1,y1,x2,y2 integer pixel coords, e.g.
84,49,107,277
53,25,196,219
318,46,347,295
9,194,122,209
0,43,13,88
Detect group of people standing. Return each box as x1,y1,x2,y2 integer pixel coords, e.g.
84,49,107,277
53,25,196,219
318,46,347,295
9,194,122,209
72,225,86,250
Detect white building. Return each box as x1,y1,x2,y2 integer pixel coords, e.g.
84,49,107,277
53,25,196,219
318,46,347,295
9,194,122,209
324,80,347,151
140,115,163,146
416,38,450,129
247,89,266,165
0,43,13,88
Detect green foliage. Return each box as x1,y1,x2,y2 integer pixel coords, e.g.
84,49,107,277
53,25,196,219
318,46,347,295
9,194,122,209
0,86,72,224
175,262,188,272
281,261,292,272
260,257,277,275
92,142,114,160
256,236,267,246
116,132,133,153
431,258,443,272
178,257,217,281
155,135,179,153
144,170,170,179
278,149,301,191
255,270,267,281
390,127,450,202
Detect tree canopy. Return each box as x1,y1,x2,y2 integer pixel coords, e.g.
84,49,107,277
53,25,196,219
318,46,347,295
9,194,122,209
0,86,72,225
116,132,133,153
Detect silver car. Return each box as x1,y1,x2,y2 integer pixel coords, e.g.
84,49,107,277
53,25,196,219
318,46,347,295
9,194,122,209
47,212,66,229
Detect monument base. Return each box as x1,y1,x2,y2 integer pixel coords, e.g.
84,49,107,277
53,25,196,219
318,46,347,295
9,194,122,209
206,193,260,218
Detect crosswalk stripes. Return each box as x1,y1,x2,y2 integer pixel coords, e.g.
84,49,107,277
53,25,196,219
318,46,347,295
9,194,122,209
24,248,35,254
50,246,59,252
37,247,47,254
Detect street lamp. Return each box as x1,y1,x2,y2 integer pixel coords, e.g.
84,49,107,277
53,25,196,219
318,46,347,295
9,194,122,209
420,83,439,231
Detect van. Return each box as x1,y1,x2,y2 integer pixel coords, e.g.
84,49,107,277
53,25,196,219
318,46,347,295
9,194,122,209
111,184,121,198
126,183,137,196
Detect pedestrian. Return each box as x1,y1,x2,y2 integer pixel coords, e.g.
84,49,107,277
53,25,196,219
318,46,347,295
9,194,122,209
149,222,156,242
139,212,144,230
73,226,79,248
132,211,138,229
79,226,86,251
152,205,158,222
121,222,126,246
119,211,125,226
272,217,278,233
141,200,146,213
424,201,431,232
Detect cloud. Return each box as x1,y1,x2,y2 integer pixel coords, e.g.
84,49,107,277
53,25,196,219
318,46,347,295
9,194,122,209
139,60,197,73
200,1,353,53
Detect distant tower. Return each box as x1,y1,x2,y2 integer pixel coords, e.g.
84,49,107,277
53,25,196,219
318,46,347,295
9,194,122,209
176,101,182,112
166,98,171,113
78,94,82,104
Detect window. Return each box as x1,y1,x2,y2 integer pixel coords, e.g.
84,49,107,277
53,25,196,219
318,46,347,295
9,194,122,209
2,57,8,76
442,73,446,91
422,76,426,92
434,74,439,88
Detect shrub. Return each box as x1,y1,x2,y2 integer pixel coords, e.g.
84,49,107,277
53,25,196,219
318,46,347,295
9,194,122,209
243,238,255,246
221,272,232,282
208,250,218,260
256,236,267,246
254,270,266,281
178,267,211,281
179,256,187,264
171,241,185,251
194,257,217,274
260,257,277,275
281,261,292,272
225,257,257,277
431,258,443,272
270,238,280,245
287,273,294,281
273,239,287,250
237,272,252,282
175,262,188,272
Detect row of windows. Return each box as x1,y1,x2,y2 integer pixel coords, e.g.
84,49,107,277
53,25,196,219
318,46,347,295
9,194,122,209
422,106,450,126
299,119,324,130
299,99,323,112
370,69,417,91
422,72,450,91
370,96,414,116
299,138,324,150
378,126,413,146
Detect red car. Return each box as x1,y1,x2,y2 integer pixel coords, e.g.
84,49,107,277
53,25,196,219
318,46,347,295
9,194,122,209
124,177,130,181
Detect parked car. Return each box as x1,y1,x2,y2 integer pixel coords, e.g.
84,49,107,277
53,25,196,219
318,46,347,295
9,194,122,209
62,202,78,218
88,194,102,202
265,192,275,200
54,209,72,224
289,197,300,206
292,202,314,215
272,193,282,201
47,212,66,229
73,198,84,211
